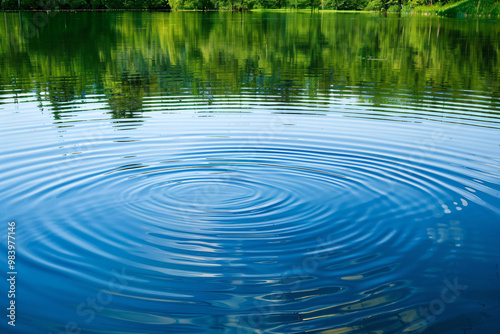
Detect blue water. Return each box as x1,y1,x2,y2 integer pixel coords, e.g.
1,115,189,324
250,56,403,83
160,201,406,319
1,11,500,334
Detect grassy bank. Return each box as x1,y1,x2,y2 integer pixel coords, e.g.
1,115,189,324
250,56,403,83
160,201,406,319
411,0,500,16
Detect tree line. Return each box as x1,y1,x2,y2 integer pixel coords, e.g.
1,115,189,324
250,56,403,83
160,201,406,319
0,0,481,13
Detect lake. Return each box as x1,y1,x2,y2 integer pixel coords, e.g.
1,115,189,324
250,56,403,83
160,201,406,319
1,10,499,334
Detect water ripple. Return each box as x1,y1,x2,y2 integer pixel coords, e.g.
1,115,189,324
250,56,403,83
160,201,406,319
1,12,500,334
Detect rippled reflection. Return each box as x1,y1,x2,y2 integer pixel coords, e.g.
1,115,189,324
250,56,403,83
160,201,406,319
1,11,499,334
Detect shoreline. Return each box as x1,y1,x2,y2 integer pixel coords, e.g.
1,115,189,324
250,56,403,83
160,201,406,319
1,7,498,17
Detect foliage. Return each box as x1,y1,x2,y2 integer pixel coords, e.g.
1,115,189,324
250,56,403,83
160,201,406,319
0,0,169,9
322,0,370,10
400,3,411,12
410,0,426,6
0,0,498,11
364,0,383,10
69,0,89,8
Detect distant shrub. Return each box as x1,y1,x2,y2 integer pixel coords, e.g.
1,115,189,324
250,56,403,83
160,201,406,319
365,0,383,10
1,0,17,9
410,0,426,6
401,3,411,12
387,3,400,11
104,0,125,8
89,0,107,8
143,0,169,8
69,0,90,8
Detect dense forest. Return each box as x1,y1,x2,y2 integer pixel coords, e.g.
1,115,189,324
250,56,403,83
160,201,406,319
1,0,499,14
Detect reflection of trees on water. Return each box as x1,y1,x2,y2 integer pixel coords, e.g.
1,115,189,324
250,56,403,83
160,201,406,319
106,73,146,122
1,11,500,122
46,78,79,120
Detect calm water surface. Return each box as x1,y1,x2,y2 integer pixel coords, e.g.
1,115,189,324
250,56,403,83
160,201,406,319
1,11,500,334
